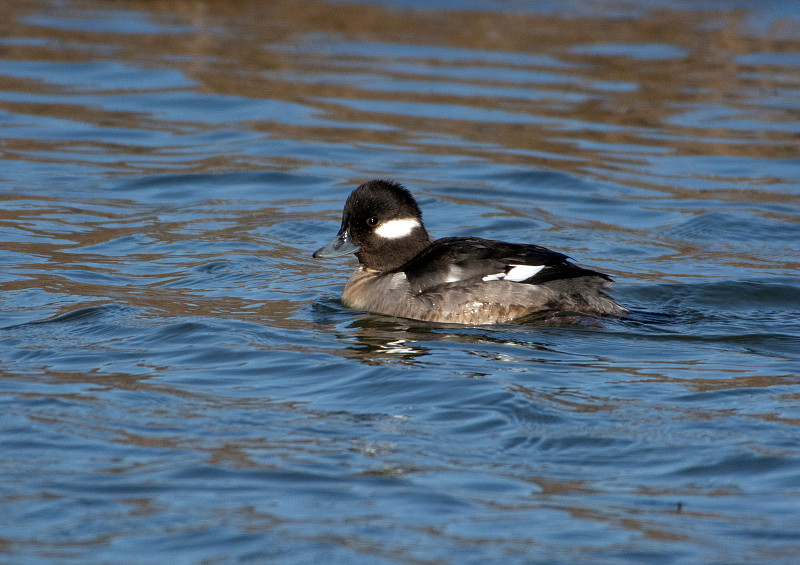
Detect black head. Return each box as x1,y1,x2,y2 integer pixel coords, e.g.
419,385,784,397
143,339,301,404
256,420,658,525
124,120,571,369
313,180,430,271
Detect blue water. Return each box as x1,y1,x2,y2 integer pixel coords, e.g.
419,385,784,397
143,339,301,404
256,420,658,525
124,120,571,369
2,1,799,563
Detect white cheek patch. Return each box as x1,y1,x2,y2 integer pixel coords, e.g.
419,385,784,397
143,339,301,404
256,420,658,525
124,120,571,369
374,218,421,239
482,264,544,283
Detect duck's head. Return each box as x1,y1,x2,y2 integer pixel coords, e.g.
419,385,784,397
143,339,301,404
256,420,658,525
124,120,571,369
313,180,430,271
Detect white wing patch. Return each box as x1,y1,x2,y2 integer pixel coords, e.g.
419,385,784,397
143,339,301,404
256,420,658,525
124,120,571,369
482,264,544,283
445,266,463,283
374,218,421,239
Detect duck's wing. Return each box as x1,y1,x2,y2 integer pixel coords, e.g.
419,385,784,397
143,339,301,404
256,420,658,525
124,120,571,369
401,237,611,293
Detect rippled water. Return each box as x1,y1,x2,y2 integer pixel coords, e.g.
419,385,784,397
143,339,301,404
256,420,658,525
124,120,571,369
2,1,800,563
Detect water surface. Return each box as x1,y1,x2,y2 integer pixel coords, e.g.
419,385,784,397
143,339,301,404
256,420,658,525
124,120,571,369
1,1,799,563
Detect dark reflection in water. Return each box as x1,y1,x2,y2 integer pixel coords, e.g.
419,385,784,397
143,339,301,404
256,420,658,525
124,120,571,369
2,0,800,563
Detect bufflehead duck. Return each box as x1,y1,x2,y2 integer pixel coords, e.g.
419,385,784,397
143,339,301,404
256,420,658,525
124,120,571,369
314,180,626,324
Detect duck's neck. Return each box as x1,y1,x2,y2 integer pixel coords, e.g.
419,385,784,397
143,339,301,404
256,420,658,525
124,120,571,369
358,226,430,272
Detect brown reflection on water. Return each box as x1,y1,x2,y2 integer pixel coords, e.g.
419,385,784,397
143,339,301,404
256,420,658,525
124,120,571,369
3,0,797,189
149,2,800,168
0,193,326,324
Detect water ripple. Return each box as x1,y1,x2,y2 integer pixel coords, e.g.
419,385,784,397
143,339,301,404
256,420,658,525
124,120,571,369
2,1,800,563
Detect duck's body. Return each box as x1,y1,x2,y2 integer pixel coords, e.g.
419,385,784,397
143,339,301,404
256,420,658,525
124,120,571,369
314,180,626,324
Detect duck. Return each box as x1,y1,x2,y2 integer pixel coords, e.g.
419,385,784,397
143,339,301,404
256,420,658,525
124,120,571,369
313,180,626,324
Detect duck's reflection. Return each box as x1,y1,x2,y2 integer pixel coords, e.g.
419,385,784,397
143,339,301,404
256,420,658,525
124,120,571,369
329,309,601,365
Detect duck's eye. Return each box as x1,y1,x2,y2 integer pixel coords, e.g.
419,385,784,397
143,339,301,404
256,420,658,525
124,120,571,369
366,217,379,226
